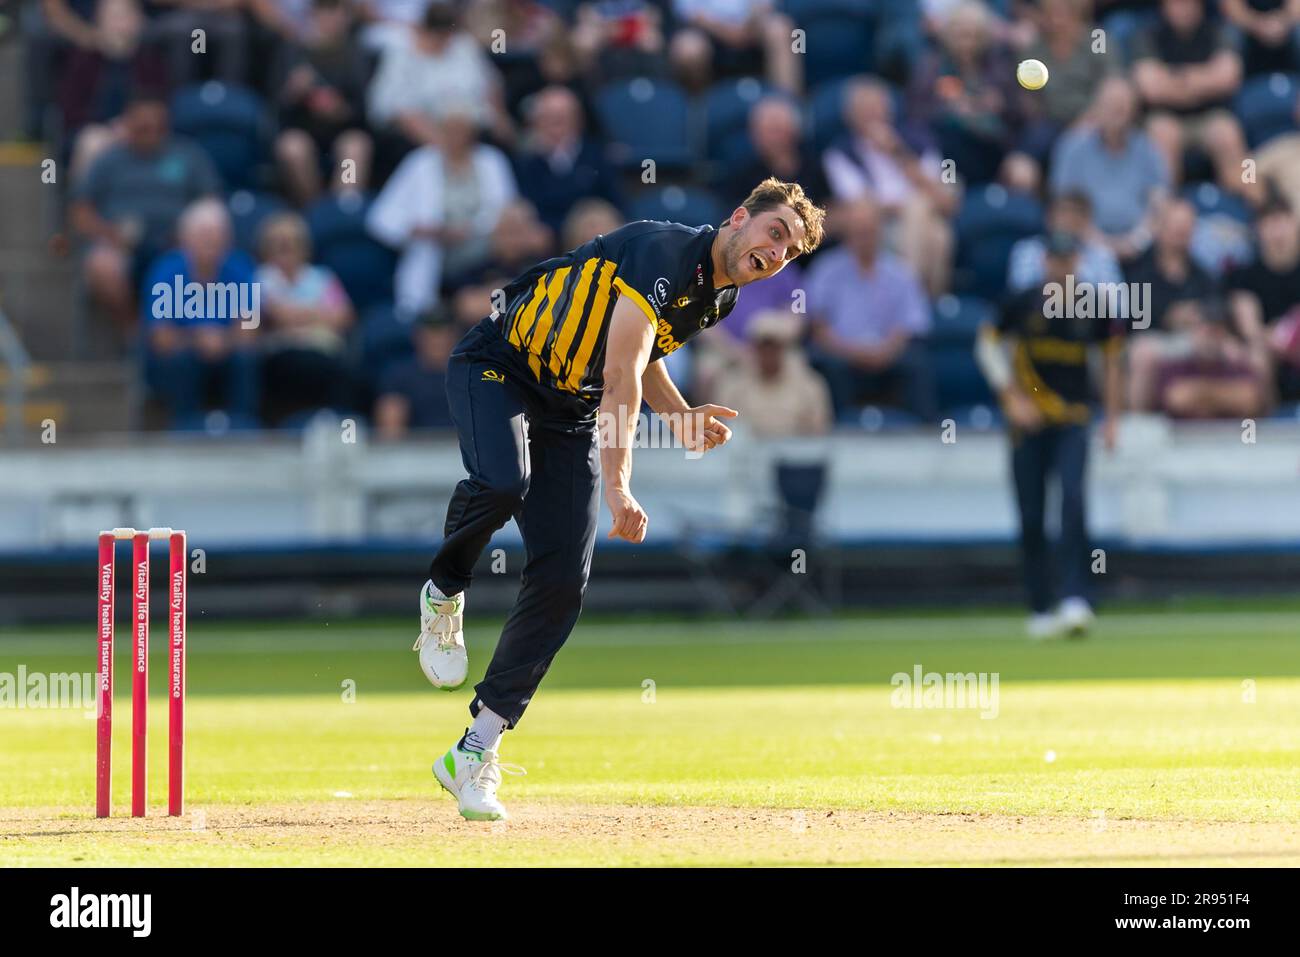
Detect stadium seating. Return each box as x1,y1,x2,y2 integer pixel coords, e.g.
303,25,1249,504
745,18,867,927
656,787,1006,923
228,191,288,256
782,1,875,89
595,77,694,170
928,294,996,414
953,186,1044,300
807,77,904,152
1183,183,1253,225
305,193,396,313
628,186,727,228
931,294,994,339
1234,73,1300,149
702,77,773,169
170,82,271,193
808,77,851,152
357,301,414,385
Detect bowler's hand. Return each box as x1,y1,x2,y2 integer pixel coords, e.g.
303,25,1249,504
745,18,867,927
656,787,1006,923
679,404,738,453
606,488,648,543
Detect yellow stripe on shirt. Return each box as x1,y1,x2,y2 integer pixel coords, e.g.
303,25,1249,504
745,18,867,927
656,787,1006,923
612,276,658,328
550,258,599,378
564,260,616,393
525,266,572,360
509,275,548,350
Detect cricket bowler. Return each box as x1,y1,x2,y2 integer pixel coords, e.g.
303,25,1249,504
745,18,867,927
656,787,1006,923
412,178,826,819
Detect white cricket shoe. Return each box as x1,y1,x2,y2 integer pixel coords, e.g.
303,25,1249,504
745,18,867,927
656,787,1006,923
413,580,467,689
1026,612,1062,640
1057,597,1094,638
433,742,526,821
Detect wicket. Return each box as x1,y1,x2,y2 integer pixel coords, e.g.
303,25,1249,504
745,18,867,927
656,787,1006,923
96,527,187,818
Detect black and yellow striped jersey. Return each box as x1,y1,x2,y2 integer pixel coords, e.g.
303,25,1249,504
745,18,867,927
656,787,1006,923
492,220,738,399
998,288,1124,425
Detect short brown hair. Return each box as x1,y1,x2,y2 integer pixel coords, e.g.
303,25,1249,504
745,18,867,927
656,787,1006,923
741,178,826,255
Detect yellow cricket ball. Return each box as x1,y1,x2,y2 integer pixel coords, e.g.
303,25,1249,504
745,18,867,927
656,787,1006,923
1017,58,1049,91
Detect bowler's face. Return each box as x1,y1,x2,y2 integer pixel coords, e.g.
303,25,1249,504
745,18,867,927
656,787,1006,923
726,207,806,287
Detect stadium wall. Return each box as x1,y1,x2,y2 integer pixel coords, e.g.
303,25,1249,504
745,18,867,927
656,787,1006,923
2,416,1298,623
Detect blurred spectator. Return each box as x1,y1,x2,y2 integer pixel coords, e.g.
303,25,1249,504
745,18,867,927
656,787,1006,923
367,1,508,163
464,0,565,110
450,274,511,330
1051,76,1169,260
976,232,1123,637
572,0,666,80
149,0,249,85
1017,0,1119,158
998,150,1042,196
366,106,518,314
71,94,222,338
356,0,437,51
55,0,169,136
712,310,832,438
513,86,622,236
726,96,828,208
1008,191,1123,292
141,199,259,428
1227,195,1300,400
561,196,625,249
246,0,318,42
909,0,1022,185
255,212,357,424
669,0,796,93
1256,96,1300,216
271,0,373,207
1132,0,1249,197
445,198,552,297
806,198,937,422
823,77,956,296
1124,198,1221,407
1153,302,1268,417
1125,198,1218,329
374,308,459,438
1221,0,1300,76
481,200,555,280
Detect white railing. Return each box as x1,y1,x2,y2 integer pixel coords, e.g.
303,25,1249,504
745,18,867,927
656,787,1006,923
0,414,1297,551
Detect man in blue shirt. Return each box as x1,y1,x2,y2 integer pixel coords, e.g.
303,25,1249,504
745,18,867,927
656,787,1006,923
806,197,937,421
141,199,260,429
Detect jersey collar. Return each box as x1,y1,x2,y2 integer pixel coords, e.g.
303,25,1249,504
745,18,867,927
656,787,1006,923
699,226,733,294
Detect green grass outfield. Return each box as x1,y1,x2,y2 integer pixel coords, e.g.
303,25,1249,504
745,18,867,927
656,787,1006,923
2,605,1299,866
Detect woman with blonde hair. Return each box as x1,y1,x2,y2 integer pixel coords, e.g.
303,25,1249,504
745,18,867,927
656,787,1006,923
255,212,357,425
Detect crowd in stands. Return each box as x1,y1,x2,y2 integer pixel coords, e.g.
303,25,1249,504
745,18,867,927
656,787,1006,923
23,0,1300,435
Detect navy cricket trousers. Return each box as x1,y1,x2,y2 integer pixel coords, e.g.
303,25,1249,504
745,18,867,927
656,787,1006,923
1010,423,1090,613
428,319,600,728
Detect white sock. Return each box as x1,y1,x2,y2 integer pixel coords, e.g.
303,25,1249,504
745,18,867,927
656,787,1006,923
425,579,457,603
462,707,507,754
